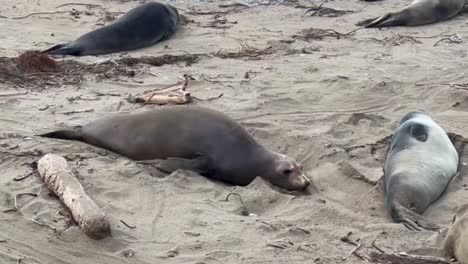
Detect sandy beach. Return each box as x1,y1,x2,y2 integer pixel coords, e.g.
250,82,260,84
1,0,468,263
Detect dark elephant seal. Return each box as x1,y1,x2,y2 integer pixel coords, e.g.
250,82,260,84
38,106,311,191
443,204,468,264
384,111,458,231
42,1,179,56
356,0,466,28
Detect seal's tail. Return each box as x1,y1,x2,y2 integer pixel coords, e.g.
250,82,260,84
37,129,83,141
42,43,81,56
388,200,439,231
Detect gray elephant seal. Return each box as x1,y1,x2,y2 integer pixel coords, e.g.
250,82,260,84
443,204,468,264
42,1,179,56
38,106,311,191
356,0,466,28
384,111,458,231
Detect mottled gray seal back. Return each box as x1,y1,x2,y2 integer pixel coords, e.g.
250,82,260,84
43,1,179,56
357,0,466,28
38,105,311,191
384,111,458,231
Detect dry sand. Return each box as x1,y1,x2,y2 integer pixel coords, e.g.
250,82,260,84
1,0,468,263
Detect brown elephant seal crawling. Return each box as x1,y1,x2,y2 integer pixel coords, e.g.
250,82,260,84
443,204,468,264
38,106,311,191
356,0,466,28
384,111,459,231
42,1,179,56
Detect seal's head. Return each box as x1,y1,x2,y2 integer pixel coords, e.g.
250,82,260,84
399,111,427,125
262,153,310,191
165,4,180,24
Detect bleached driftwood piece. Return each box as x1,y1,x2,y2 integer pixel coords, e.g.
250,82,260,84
38,153,111,239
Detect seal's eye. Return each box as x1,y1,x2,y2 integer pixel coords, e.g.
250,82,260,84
282,169,293,176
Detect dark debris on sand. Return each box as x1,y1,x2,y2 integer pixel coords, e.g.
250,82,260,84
0,51,203,90
0,51,135,90
117,54,200,67
293,28,359,41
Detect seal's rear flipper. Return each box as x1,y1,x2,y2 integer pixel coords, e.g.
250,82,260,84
391,201,439,231
37,128,83,141
356,13,402,28
42,43,81,56
137,156,209,175
356,17,380,27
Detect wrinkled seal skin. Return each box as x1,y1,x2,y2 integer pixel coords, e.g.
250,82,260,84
357,0,466,28
384,111,459,231
42,1,179,56
443,204,468,264
38,106,311,191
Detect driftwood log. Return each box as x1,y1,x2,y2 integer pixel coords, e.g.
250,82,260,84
38,153,111,239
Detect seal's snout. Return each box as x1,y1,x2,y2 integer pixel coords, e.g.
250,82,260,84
283,169,311,191
267,152,314,191
301,174,311,188
292,173,311,191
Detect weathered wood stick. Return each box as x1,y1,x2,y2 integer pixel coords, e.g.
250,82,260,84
370,252,453,264
37,153,111,239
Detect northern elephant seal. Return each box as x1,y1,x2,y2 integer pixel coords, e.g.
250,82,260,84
356,0,466,28
38,106,311,191
443,204,468,264
42,1,179,56
384,111,459,231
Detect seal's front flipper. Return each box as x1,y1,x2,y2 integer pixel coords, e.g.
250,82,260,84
42,43,81,56
391,202,439,231
158,156,210,174
138,156,210,175
447,132,466,159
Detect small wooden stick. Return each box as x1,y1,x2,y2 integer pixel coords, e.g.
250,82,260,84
225,192,249,216
369,252,451,264
342,243,362,261
37,154,111,239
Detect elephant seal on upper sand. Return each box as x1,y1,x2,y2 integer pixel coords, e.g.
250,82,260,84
443,204,468,264
37,105,311,192
42,1,179,56
356,0,466,28
384,111,459,231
